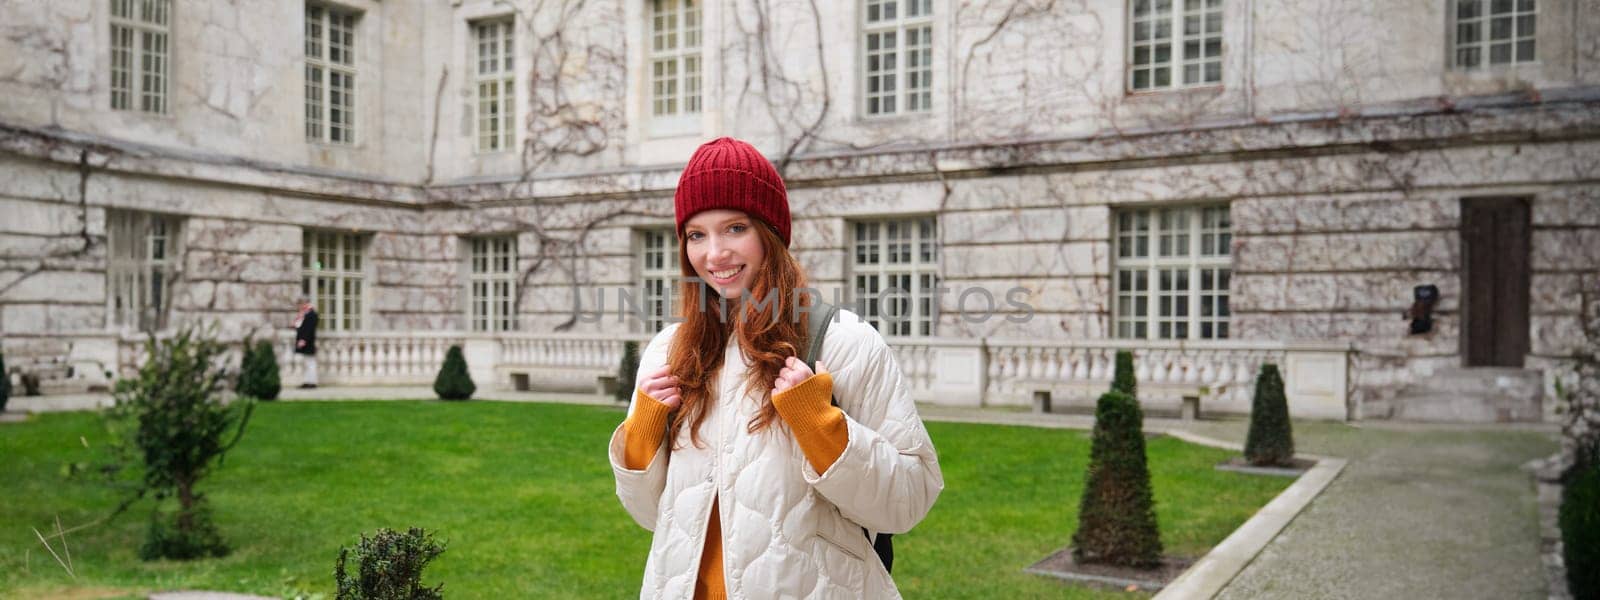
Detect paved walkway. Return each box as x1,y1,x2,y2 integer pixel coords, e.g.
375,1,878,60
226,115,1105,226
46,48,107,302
7,389,1560,599
915,406,1558,598
1194,419,1557,600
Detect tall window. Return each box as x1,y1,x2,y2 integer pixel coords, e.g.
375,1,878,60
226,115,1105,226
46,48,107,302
852,218,938,336
110,0,170,113
302,230,366,331
467,236,518,332
862,0,933,116
1114,205,1231,340
1128,0,1222,91
474,18,515,152
1452,0,1535,69
637,229,680,333
648,0,701,119
107,210,180,332
305,4,358,144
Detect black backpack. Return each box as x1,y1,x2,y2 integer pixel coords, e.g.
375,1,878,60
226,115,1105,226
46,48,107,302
801,300,896,574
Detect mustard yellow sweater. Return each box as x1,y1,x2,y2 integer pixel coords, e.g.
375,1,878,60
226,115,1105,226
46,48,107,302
621,373,848,600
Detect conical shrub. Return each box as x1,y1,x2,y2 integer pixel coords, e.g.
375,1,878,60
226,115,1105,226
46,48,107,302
614,341,640,403
1112,350,1137,397
237,340,281,401
1072,390,1162,568
1243,363,1294,466
433,345,475,401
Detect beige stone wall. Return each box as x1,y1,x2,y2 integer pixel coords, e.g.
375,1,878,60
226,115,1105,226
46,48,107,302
3,0,1598,415
6,0,1595,186
0,0,429,182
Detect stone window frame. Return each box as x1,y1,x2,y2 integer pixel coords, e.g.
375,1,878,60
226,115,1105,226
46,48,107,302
1113,204,1232,340
1450,0,1537,70
472,17,516,154
109,0,171,113
305,3,359,145
636,227,680,334
1126,0,1223,92
301,229,367,331
647,0,702,137
466,235,518,332
850,216,939,337
861,0,935,117
106,210,181,333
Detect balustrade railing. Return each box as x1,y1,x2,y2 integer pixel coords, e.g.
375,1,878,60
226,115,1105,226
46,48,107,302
109,330,1351,418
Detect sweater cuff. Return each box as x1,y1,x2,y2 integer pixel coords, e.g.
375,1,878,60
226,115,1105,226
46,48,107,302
622,390,673,470
771,373,848,473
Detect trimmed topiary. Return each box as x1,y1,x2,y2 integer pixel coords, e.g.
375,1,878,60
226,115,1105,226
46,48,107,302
433,345,475,401
335,527,446,600
237,340,282,401
1563,454,1600,599
1072,390,1162,568
614,341,640,403
1243,363,1295,467
0,350,10,412
1112,350,1137,398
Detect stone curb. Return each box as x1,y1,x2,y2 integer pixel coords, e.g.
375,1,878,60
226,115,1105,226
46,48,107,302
1153,430,1346,600
917,412,1348,600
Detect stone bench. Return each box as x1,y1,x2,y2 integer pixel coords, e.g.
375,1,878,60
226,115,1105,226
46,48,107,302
1026,381,1207,421
501,366,616,395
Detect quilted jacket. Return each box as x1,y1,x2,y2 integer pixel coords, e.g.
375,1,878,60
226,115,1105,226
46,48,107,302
609,309,944,599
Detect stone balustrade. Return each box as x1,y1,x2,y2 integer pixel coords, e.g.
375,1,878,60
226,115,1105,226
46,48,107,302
103,330,1351,419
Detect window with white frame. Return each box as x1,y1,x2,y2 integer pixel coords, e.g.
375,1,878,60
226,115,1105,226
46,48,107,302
852,218,938,336
302,230,366,331
473,18,515,152
107,210,180,332
648,0,701,119
109,0,170,113
467,236,518,332
305,4,358,144
1114,205,1231,340
862,0,934,116
1128,0,1222,91
637,229,680,333
1452,0,1535,69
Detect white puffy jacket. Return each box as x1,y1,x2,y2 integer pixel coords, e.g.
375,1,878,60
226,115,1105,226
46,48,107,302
609,309,944,599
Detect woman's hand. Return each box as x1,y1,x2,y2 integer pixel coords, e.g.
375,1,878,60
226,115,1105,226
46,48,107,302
637,366,681,410
774,357,826,395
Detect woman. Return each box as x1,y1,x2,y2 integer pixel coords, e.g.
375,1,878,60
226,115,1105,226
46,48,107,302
609,137,944,599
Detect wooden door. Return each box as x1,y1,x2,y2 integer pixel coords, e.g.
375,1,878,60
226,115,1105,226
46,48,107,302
1460,197,1531,367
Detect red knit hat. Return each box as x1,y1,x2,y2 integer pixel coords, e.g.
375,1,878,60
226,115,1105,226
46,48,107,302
673,137,791,247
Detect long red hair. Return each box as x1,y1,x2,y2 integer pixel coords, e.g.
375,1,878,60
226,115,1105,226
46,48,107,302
665,220,811,449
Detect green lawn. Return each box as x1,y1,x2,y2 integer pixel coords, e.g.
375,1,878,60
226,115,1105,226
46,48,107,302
1,401,1290,599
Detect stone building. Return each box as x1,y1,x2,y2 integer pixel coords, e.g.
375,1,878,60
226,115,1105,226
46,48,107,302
1,0,1596,421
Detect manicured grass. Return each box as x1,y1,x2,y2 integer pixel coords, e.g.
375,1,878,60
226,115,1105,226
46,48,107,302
1,402,1290,599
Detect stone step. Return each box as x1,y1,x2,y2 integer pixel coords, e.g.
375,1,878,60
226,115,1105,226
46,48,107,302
1391,391,1543,423
1406,367,1543,396
1393,367,1545,423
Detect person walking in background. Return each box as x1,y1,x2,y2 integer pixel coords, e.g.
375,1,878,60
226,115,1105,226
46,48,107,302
293,296,319,389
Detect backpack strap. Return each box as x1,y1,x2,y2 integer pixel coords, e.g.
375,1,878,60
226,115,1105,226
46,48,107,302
802,300,839,376
798,300,896,574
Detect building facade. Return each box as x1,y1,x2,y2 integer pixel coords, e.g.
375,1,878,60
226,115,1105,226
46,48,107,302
2,0,1597,421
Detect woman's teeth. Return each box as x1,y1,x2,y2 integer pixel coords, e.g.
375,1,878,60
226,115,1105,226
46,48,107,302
711,266,743,280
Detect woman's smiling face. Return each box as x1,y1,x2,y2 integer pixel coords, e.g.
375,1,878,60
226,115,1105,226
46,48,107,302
683,209,765,300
